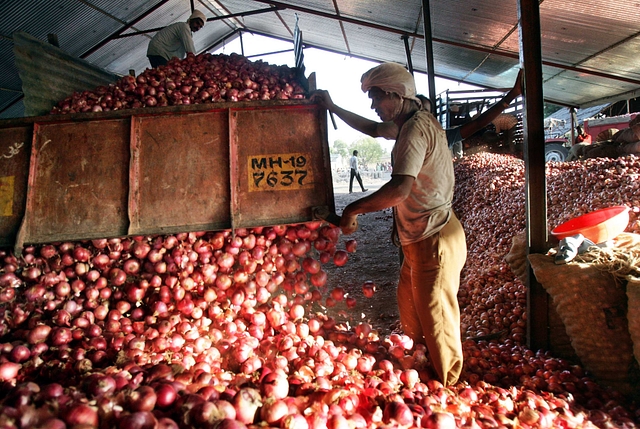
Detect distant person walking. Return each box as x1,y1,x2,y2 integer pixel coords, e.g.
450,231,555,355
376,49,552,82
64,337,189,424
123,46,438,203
349,150,368,193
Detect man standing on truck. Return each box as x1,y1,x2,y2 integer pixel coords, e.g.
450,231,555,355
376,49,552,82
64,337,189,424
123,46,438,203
447,69,523,158
147,10,206,68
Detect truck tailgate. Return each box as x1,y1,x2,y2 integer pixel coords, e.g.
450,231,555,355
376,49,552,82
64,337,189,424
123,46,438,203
0,101,333,250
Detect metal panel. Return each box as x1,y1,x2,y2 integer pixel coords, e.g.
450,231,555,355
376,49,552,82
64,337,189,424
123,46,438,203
231,104,333,227
129,111,231,234
0,126,31,247
13,32,119,117
17,119,130,245
337,0,423,31
2,101,332,248
432,0,518,46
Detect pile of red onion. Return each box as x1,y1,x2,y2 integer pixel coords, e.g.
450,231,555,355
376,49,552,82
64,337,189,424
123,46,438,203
50,52,306,114
454,154,640,344
0,153,639,428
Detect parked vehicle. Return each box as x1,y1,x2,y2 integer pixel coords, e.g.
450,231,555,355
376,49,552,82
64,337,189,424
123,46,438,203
543,137,570,162
583,113,639,142
435,89,573,161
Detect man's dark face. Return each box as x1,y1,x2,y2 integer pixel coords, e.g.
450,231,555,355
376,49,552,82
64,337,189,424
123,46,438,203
190,18,204,32
368,87,402,122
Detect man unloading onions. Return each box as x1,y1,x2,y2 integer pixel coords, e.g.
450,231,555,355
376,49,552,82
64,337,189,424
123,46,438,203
311,63,467,386
146,10,206,68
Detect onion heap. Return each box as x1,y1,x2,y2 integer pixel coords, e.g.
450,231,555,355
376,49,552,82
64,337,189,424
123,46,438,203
1,158,640,426
454,154,640,344
50,52,306,114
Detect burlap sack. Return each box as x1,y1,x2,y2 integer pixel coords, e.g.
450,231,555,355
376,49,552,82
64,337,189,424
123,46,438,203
628,278,640,371
528,253,636,394
504,230,527,284
492,113,518,133
577,232,640,380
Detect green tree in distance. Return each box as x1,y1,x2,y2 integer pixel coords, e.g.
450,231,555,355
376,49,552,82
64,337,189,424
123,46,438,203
331,139,349,159
349,137,386,168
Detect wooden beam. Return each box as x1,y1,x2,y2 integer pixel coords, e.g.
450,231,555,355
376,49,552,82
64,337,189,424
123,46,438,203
250,0,640,90
517,0,549,352
421,0,436,105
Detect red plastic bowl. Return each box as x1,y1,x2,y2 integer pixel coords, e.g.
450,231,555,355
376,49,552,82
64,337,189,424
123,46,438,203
551,206,630,244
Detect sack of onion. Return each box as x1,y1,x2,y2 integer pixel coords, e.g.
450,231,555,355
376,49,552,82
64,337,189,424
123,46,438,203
573,232,640,388
528,252,639,396
627,279,640,375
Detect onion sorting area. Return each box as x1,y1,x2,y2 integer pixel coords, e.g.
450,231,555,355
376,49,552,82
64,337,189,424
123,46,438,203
1,52,640,429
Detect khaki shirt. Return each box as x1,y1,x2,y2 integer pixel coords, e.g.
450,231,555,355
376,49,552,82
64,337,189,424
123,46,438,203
383,112,454,245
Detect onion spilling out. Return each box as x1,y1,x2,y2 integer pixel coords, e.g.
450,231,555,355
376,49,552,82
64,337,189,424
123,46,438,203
3,75,640,429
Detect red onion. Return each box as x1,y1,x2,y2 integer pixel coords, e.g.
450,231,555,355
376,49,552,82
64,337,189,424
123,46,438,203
64,403,99,427
119,411,157,429
0,362,21,381
27,325,51,344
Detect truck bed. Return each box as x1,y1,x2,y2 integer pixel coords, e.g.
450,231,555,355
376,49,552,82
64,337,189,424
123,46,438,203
0,100,334,251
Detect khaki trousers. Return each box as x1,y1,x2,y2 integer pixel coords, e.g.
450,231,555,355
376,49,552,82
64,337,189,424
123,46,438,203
397,212,467,386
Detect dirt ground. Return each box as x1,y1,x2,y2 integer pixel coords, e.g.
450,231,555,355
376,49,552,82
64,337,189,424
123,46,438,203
321,176,402,337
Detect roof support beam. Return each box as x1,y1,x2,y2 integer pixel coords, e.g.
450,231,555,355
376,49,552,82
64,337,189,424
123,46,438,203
331,0,351,54
518,0,549,352
250,0,640,91
421,0,436,109
80,0,172,58
109,7,280,39
402,35,414,74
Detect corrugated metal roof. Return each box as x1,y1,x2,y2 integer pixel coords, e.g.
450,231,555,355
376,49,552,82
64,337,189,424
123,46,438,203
1,0,639,118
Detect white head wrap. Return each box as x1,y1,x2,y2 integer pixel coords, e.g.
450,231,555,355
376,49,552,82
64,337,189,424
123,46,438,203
188,10,206,27
360,63,420,103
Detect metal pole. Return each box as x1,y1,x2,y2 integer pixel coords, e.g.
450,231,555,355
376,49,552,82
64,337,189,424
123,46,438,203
81,0,172,58
421,0,436,106
570,107,577,145
402,35,414,75
110,7,280,39
517,0,549,351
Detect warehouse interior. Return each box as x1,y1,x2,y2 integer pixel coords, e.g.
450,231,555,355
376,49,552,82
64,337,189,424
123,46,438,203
1,2,640,428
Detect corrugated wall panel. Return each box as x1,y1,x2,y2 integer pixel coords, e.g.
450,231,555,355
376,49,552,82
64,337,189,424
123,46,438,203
13,32,119,117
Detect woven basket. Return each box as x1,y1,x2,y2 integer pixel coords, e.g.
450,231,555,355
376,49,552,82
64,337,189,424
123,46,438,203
627,278,640,371
528,253,636,394
576,233,640,377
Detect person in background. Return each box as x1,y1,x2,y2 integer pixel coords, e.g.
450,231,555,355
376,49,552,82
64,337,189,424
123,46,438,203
349,150,368,193
311,63,467,386
147,10,206,68
575,125,592,144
